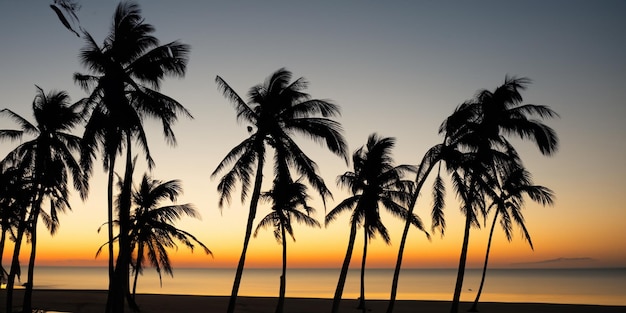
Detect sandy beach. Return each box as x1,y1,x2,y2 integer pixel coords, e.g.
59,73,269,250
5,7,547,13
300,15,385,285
4,289,624,313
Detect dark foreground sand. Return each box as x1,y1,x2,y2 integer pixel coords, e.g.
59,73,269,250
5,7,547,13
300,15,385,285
5,289,625,313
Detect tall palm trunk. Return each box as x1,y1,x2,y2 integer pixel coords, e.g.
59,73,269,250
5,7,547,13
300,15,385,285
331,221,358,313
105,155,117,313
276,222,287,313
450,207,473,313
227,151,265,313
469,210,499,312
21,204,42,313
387,156,437,313
357,229,368,312
114,135,138,313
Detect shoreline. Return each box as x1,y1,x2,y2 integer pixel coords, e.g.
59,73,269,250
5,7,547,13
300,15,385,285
5,289,625,313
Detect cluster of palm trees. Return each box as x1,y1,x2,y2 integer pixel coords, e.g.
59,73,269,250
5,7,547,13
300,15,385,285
214,68,558,313
0,2,559,313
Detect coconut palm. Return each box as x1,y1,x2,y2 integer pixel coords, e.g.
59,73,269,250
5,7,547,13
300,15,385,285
73,2,190,311
0,165,29,286
213,68,348,313
0,86,86,313
254,170,320,313
128,173,211,299
469,164,554,311
438,76,559,313
96,172,211,302
326,134,427,313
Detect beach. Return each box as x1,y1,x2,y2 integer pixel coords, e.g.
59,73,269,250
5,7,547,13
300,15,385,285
7,289,625,313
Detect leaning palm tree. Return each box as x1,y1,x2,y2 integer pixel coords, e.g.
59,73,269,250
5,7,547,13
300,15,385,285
254,171,320,313
213,68,348,313
439,76,559,313
469,164,554,311
74,2,190,311
326,134,428,313
0,86,86,313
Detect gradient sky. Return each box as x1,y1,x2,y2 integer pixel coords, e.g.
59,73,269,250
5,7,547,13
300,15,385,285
0,0,625,270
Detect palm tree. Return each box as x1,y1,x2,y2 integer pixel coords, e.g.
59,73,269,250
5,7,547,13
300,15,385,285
0,165,29,286
325,134,428,313
0,86,86,313
469,164,554,311
254,172,320,313
129,173,211,299
439,76,559,313
213,68,348,313
74,2,190,311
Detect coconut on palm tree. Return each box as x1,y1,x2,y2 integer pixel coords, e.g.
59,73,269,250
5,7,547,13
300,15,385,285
255,170,320,313
0,86,86,313
437,76,559,313
74,2,190,311
213,68,348,313
326,134,428,313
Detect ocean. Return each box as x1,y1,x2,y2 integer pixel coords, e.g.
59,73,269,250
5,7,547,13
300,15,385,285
6,267,626,306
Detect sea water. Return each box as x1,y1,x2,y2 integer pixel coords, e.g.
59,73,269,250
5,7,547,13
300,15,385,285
6,267,626,306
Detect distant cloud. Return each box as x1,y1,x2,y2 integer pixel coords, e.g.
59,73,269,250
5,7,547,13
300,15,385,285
512,257,595,266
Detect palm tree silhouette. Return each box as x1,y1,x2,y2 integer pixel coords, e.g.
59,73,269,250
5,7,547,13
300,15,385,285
438,76,559,313
469,163,554,311
254,171,320,313
326,134,427,313
74,2,190,311
127,173,211,300
0,165,30,287
0,86,86,313
213,68,348,313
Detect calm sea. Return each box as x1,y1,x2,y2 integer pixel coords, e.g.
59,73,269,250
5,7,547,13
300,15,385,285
6,267,626,306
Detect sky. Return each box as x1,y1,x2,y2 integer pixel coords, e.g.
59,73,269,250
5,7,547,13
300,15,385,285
0,0,625,270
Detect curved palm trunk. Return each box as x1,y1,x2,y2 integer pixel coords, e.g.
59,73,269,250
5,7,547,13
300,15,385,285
132,244,144,300
227,153,265,313
276,223,287,313
357,230,368,312
387,158,437,313
450,210,473,313
331,221,358,313
22,206,41,313
469,210,499,312
105,156,117,313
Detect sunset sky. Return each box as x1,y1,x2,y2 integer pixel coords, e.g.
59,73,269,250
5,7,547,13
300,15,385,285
0,1,624,270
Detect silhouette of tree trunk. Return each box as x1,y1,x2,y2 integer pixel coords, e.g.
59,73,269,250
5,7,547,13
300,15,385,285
387,146,440,313
357,229,368,312
469,210,499,312
227,151,265,313
451,206,473,313
21,205,41,313
276,222,287,313
105,156,117,313
331,221,357,313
